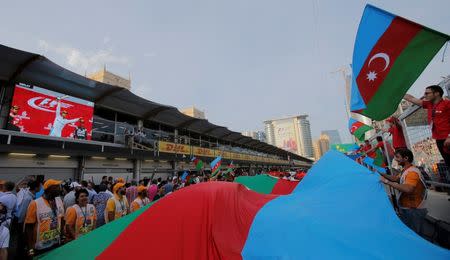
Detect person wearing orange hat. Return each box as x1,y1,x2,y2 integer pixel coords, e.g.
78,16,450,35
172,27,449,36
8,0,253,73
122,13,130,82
24,179,64,257
130,186,150,213
105,183,128,223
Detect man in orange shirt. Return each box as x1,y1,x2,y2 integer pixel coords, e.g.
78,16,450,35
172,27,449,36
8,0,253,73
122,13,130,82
24,179,65,258
380,149,427,235
130,186,150,213
105,183,128,223
65,188,97,241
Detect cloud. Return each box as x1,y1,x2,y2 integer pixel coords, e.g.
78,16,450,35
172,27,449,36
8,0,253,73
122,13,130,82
37,39,50,52
37,39,131,73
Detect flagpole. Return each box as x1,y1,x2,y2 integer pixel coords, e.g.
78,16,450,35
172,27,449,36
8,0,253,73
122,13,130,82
379,130,399,212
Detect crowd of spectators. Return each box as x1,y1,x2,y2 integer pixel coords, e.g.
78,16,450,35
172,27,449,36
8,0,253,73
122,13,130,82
0,166,304,259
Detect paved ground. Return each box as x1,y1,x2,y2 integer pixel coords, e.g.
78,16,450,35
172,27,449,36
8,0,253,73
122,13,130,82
423,190,450,223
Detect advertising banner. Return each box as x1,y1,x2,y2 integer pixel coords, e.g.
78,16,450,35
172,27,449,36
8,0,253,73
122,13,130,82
7,84,94,140
159,141,190,154
274,119,299,154
192,147,215,158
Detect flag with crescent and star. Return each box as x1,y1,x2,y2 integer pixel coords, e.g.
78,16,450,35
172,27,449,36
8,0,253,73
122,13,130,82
350,4,449,120
210,156,222,177
348,118,373,141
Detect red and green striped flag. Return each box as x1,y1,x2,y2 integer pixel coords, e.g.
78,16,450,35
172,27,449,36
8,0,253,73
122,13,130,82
348,118,373,141
351,4,449,120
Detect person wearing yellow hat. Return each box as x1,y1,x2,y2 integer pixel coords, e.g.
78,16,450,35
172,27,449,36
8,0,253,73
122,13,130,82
105,183,128,223
130,186,150,213
24,179,64,257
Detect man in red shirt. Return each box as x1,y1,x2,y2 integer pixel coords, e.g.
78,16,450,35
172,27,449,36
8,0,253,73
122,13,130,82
385,117,407,150
404,85,450,167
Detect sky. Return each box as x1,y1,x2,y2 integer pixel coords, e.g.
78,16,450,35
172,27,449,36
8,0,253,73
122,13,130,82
1,0,449,143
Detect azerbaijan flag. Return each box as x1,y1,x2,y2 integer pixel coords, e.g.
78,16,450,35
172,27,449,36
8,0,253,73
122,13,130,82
351,4,449,120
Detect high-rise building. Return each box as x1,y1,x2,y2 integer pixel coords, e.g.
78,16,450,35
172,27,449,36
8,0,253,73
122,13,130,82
242,131,266,143
264,115,313,158
313,140,321,161
321,130,342,145
255,131,266,143
313,134,330,160
180,106,206,119
88,67,131,90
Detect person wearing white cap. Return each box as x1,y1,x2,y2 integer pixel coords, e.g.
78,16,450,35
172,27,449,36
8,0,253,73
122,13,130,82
49,97,80,137
63,182,81,210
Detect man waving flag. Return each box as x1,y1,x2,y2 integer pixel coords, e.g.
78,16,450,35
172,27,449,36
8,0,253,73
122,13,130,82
351,4,449,120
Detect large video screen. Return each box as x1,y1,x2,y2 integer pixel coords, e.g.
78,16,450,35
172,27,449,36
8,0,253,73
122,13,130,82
7,84,94,140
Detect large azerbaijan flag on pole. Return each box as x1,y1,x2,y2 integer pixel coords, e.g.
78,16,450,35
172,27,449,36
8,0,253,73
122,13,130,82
350,4,449,120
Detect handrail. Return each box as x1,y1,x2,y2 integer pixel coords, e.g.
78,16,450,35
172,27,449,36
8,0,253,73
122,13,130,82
426,181,450,188
0,129,124,147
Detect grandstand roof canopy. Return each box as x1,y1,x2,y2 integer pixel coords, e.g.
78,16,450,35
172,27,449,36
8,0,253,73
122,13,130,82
0,44,312,163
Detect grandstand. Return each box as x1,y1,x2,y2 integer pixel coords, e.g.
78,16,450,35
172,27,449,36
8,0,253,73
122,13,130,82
0,44,313,182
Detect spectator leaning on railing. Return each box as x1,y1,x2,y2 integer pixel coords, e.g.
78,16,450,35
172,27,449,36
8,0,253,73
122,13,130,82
380,149,428,236
404,85,450,168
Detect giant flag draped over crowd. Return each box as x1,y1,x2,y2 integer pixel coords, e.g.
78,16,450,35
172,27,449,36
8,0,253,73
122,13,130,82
235,175,299,195
40,151,450,259
348,118,373,141
351,4,449,120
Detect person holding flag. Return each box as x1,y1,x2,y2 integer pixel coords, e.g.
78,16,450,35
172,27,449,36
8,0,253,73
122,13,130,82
380,149,427,235
404,85,450,167
381,116,407,151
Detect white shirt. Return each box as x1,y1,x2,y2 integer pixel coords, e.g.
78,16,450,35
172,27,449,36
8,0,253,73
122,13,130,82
63,191,76,209
49,101,78,137
0,226,9,248
0,192,17,220
87,189,97,203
